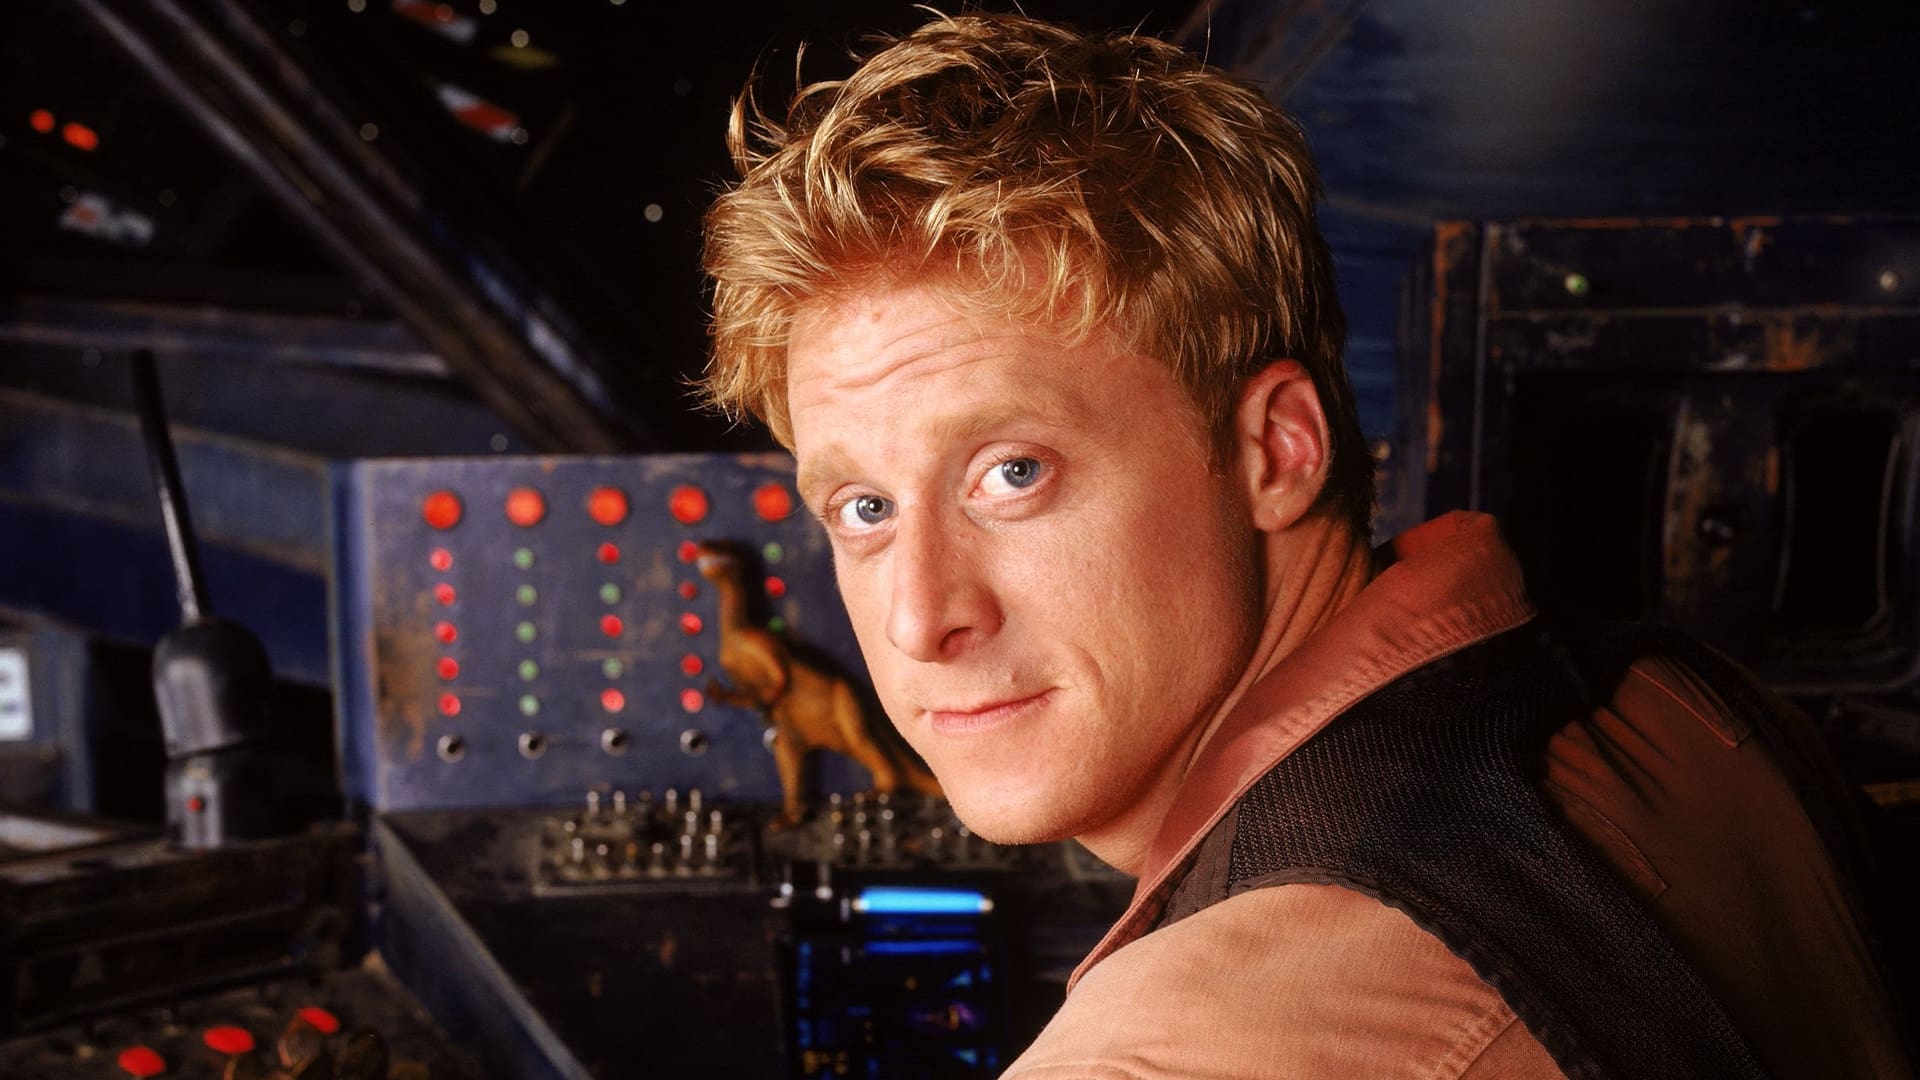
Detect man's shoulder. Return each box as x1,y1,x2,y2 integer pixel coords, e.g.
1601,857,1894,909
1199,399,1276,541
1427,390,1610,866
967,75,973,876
1006,886,1562,1080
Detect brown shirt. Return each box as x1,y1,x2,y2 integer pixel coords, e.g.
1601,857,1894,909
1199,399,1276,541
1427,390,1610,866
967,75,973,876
1006,512,1910,1079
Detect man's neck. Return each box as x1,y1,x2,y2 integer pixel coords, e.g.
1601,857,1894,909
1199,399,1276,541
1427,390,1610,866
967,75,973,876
1075,509,1376,876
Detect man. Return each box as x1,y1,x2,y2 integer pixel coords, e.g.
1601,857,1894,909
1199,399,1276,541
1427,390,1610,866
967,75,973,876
701,12,1911,1077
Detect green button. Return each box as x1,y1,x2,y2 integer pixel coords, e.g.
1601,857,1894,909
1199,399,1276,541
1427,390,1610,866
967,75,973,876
767,615,787,635
599,583,621,604
518,659,539,681
513,547,535,570
516,584,538,606
762,541,784,564
602,658,624,679
519,694,540,717
516,621,537,643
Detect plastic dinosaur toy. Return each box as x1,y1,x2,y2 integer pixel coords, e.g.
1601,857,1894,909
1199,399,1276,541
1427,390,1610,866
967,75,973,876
695,541,942,826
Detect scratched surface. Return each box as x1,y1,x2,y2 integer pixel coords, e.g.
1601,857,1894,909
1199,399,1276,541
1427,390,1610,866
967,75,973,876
334,454,873,812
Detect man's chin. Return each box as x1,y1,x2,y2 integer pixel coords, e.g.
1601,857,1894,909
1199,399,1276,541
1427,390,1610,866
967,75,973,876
941,786,1087,848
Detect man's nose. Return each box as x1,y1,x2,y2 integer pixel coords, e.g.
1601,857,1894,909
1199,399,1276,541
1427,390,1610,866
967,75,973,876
884,514,1000,663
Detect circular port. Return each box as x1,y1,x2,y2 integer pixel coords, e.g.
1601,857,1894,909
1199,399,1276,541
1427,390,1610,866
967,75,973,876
437,734,467,763
600,728,631,756
679,729,709,757
517,731,547,760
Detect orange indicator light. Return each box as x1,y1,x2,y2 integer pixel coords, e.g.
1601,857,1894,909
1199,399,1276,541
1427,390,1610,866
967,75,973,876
597,541,621,564
680,654,703,676
422,490,463,530
505,487,546,527
600,614,624,639
587,486,629,526
28,109,54,134
668,485,709,525
679,612,703,636
438,693,461,717
680,688,704,713
436,657,460,681
430,547,454,571
753,482,794,522
765,576,787,599
433,621,458,645
601,688,626,713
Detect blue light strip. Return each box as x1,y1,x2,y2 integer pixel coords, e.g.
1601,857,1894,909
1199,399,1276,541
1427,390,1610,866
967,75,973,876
863,939,983,957
851,886,994,915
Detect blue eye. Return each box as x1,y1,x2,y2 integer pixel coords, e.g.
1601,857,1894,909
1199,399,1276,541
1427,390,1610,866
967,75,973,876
981,457,1045,495
836,494,894,529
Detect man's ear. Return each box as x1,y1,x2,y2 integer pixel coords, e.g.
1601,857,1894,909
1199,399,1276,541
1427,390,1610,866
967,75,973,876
1233,359,1331,533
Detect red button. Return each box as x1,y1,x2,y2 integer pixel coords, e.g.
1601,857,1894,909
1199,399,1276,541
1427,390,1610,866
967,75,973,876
29,109,55,135
753,482,794,522
430,547,454,571
438,693,461,717
433,582,456,606
186,796,205,814
600,688,626,714
295,1006,341,1035
434,621,458,645
677,540,699,563
421,491,463,530
436,657,460,681
587,486,629,526
679,613,703,636
597,542,621,565
680,654,703,677
764,576,787,599
677,581,698,601
668,485,709,525
600,614,624,639
202,1026,255,1055
505,487,547,527
680,688,704,713
117,1046,166,1078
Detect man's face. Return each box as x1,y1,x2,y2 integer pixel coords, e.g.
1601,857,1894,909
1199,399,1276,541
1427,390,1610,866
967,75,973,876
786,280,1264,848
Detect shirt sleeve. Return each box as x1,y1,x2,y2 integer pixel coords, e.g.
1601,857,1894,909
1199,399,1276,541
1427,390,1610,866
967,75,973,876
1003,884,1567,1080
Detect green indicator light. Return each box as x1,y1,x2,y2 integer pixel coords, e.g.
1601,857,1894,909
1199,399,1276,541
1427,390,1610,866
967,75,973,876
762,541,784,564
516,621,537,643
513,547,535,570
517,584,538,606
518,659,539,681
767,615,788,635
519,694,540,717
600,583,621,604
602,658,624,679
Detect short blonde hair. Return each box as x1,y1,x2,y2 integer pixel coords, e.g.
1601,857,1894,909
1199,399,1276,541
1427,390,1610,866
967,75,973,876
702,12,1370,531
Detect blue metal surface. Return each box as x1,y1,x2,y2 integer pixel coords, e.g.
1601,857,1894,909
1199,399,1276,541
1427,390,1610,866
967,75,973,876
334,453,871,812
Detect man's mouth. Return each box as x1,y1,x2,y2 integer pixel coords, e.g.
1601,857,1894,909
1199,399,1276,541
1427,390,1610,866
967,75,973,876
924,688,1055,735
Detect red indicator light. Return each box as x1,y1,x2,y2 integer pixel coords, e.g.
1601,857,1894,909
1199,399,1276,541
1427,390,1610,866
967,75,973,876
753,482,794,522
505,487,547,527
186,795,205,814
433,582,456,606
680,688,704,713
422,491,463,530
295,1006,341,1035
596,542,620,564
679,612,703,636
433,621,458,645
667,485,709,525
430,547,454,571
30,109,56,135
677,581,698,600
600,614,624,639
436,657,460,681
680,654,703,676
203,1027,255,1055
116,1046,166,1078
600,687,626,713
438,693,461,717
62,122,99,152
587,486,629,526
765,576,787,599
677,540,699,563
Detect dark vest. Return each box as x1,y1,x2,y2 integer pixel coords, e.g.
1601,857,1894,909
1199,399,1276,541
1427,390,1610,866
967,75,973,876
1155,625,1878,1080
